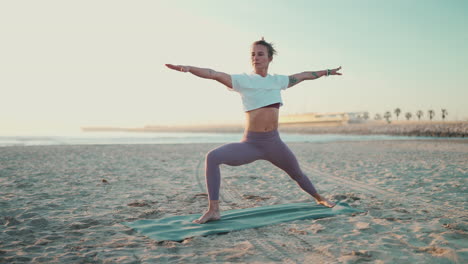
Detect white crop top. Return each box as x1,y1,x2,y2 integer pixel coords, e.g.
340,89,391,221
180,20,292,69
229,73,289,112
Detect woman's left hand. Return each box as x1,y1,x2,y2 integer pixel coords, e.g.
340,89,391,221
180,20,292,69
330,66,342,75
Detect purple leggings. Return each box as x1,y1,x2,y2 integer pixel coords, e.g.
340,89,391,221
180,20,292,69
205,130,317,200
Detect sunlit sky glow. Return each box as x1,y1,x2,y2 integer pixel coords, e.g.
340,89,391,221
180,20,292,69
1,0,467,135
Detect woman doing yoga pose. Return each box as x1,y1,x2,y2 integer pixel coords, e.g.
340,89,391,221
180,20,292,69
166,39,342,224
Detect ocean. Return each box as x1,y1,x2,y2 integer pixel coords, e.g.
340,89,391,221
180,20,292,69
0,131,456,147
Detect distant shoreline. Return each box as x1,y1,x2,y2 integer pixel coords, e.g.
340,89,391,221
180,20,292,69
81,121,468,138
279,121,468,138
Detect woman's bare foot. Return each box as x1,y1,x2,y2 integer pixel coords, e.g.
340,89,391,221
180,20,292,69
317,198,336,208
193,200,221,224
193,210,221,224
314,194,336,208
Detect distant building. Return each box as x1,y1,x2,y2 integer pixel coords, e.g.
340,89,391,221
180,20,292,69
347,111,370,123
279,111,369,126
279,112,349,126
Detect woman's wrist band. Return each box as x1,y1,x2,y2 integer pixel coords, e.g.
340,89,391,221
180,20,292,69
326,69,331,76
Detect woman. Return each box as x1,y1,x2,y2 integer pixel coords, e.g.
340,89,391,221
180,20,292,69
166,39,342,224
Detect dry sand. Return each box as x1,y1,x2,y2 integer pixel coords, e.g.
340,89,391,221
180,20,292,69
1,139,467,263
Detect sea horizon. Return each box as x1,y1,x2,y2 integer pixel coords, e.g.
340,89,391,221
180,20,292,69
0,131,464,147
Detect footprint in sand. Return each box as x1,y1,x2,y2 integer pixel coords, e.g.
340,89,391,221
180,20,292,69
242,194,270,201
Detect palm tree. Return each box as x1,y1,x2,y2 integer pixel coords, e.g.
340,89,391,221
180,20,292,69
428,110,435,121
374,113,382,120
394,108,401,120
441,109,448,121
363,112,369,120
416,110,423,121
384,111,392,123
405,112,412,121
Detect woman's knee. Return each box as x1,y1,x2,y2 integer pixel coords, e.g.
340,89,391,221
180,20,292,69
205,149,217,163
206,149,222,165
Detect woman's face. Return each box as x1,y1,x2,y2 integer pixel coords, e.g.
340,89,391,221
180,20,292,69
251,44,272,72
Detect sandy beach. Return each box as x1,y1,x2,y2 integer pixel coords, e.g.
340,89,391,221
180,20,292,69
1,139,467,263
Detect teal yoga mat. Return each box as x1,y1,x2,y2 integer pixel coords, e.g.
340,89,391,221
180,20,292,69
123,202,362,242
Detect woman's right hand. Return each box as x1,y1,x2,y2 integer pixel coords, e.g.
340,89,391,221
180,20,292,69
165,64,190,72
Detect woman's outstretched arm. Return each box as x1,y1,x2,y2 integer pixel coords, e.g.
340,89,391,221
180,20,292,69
288,66,342,88
165,64,232,88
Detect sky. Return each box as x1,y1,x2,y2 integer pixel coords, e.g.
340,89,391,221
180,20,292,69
1,0,467,135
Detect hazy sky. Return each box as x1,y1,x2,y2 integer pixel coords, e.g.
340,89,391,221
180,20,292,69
1,0,467,135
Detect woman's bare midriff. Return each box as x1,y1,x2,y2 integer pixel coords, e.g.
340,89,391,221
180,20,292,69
245,107,279,132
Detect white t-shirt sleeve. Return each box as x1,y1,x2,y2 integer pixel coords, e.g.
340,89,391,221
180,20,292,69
276,74,290,90
229,74,247,92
